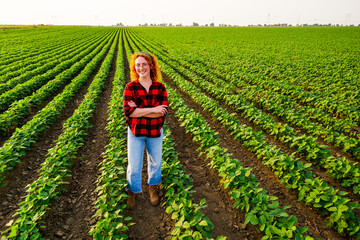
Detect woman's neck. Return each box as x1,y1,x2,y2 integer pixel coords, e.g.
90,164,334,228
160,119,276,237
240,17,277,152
138,76,152,83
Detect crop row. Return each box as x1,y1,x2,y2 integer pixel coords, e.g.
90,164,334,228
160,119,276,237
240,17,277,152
166,84,313,240
0,27,71,57
123,33,224,240
0,33,104,95
0,36,70,70
162,28,360,118
0,31,116,185
0,32,104,88
160,59,360,237
136,28,360,125
132,30,359,144
89,30,133,239
0,28,112,71
173,55,360,161
229,57,359,114
179,53,358,138
0,31,115,113
151,49,360,195
125,29,360,238
0,32,101,84
232,48,359,111
125,30,315,239
171,58,360,195
223,66,359,139
161,62,360,237
0,32,113,138
131,29,360,189
130,31,360,195
1,29,119,239
90,29,222,239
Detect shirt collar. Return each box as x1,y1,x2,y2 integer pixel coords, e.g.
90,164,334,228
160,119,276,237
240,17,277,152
134,79,158,85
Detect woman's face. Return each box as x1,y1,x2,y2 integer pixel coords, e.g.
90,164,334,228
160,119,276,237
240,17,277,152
135,56,151,79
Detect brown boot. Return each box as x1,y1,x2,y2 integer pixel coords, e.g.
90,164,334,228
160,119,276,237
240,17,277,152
127,190,136,209
149,185,160,206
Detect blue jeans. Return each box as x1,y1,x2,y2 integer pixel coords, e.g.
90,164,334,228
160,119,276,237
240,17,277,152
127,127,163,193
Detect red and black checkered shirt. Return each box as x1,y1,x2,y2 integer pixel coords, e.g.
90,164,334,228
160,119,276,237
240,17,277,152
123,80,168,138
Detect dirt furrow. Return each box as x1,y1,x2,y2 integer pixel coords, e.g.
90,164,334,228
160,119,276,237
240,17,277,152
0,80,72,146
209,80,360,204
169,62,360,204
120,34,172,239
124,159,173,240
38,39,118,239
245,93,360,165
166,110,263,239
162,74,345,240
0,47,108,236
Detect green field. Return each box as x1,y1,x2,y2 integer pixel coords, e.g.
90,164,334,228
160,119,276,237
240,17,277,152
0,26,359,239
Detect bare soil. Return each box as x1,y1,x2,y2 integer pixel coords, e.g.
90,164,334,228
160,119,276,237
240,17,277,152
0,31,355,240
0,45,106,236
162,74,346,240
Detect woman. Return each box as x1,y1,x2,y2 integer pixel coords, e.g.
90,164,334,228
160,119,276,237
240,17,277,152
123,51,168,209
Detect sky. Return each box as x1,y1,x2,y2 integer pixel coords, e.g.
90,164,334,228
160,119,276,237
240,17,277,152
0,0,359,26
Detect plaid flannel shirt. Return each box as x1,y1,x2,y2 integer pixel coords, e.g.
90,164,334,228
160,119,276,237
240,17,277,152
123,80,168,138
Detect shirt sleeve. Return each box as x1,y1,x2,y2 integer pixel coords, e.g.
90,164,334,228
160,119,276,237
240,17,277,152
123,84,137,117
160,84,169,116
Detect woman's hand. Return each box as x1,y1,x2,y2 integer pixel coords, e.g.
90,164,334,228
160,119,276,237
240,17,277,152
128,103,168,118
153,105,168,116
128,100,137,108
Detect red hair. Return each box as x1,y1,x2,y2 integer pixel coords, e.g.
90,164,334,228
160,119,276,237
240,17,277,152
130,52,162,82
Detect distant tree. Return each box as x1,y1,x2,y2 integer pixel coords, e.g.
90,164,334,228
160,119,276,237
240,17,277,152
210,22,214,27
193,22,199,26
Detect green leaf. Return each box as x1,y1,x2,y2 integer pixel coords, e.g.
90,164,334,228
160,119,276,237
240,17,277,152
199,220,208,227
245,213,259,225
268,201,279,209
183,221,191,229
172,226,181,236
172,211,179,220
216,236,227,240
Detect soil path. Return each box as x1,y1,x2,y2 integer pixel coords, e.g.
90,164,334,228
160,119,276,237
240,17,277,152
39,38,118,239
0,44,108,236
166,108,263,239
121,37,171,239
124,31,346,239
122,33,262,240
162,74,345,240
131,30,360,202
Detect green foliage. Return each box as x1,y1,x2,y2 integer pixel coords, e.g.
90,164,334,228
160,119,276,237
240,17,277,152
0,30,117,186
125,33,222,240
2,29,119,239
127,27,360,238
